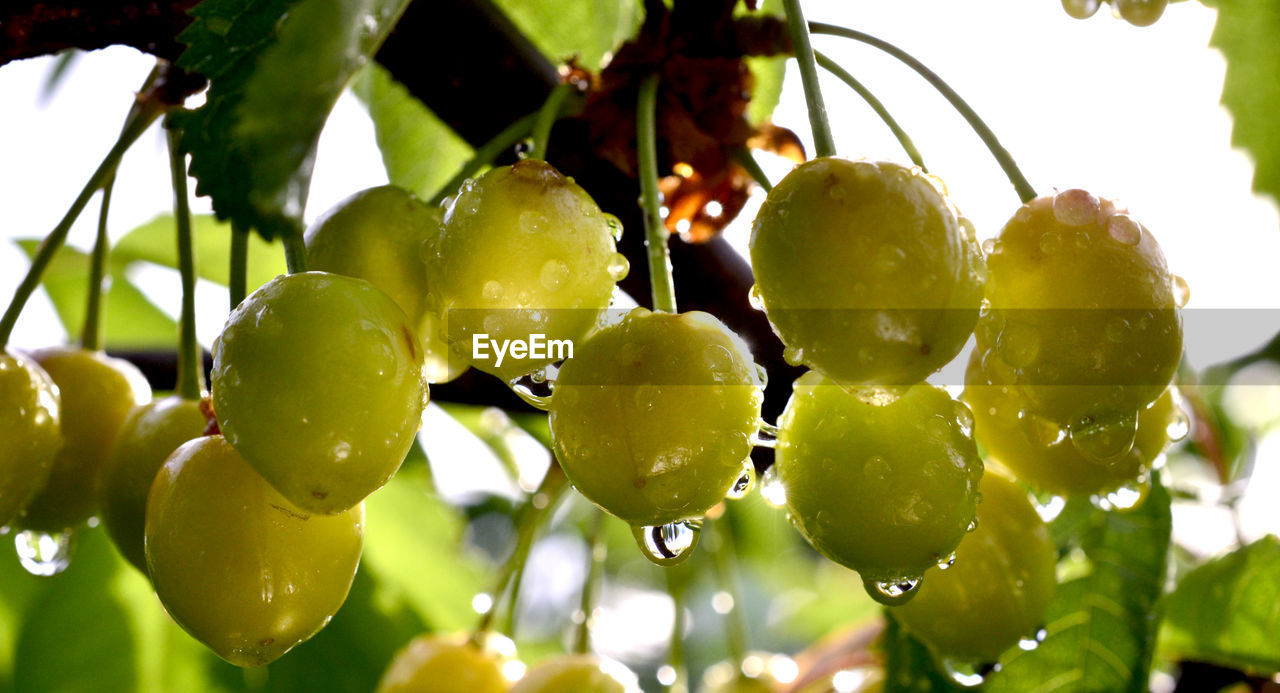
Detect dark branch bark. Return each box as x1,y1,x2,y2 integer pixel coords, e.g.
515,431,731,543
0,0,198,68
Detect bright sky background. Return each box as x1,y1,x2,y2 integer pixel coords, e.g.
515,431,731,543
1,0,1277,554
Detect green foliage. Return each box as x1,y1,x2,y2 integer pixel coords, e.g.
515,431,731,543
491,0,643,71
351,65,474,202
112,214,286,293
1161,536,1280,674
742,0,786,126
174,0,412,240
985,478,1173,693
1207,0,1280,208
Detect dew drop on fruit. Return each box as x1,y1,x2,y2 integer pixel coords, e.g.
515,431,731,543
952,401,975,438
632,520,701,566
1106,214,1142,246
726,462,756,500
1166,404,1190,442
751,420,779,449
1052,189,1100,227
1018,627,1048,651
508,374,553,411
748,284,765,311
15,529,75,577
1062,0,1101,19
937,552,957,571
759,465,787,507
941,658,988,687
782,345,804,367
539,259,571,291
604,214,624,242
1171,275,1191,308
981,238,997,255
1105,317,1131,343
862,576,921,606
1038,230,1063,255
607,253,630,281
966,517,979,533
1020,411,1067,447
1070,412,1139,465
482,280,505,304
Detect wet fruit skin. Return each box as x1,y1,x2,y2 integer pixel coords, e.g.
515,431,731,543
776,371,983,590
749,158,985,388
376,634,509,693
211,272,427,514
510,654,642,693
16,347,151,532
964,349,1175,497
0,350,62,528
549,308,763,527
146,435,364,667
977,190,1181,428
99,395,207,572
305,185,463,384
895,472,1057,663
424,159,624,381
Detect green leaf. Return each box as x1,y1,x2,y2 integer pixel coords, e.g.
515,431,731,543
742,0,786,125
358,462,488,633
174,0,413,240
111,214,286,293
351,64,474,202
1206,0,1280,206
986,477,1172,693
1160,535,1280,674
15,241,178,349
490,0,643,71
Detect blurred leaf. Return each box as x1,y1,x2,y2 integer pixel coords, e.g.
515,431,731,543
359,463,488,633
111,214,286,293
16,241,177,348
741,0,785,126
986,477,1172,693
1160,535,1280,674
174,0,412,240
882,614,968,693
1206,0,1280,207
351,64,474,202
491,0,643,70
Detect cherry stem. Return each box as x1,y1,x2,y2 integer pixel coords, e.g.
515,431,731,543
0,73,164,350
282,228,308,274
80,172,116,352
782,0,836,159
707,517,749,665
637,73,678,314
814,50,926,171
167,116,205,400
810,22,1037,203
732,148,773,193
429,112,539,208
473,464,568,643
229,229,249,310
572,510,607,655
663,567,690,693
529,82,572,162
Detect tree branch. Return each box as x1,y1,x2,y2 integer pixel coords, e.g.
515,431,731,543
1,0,199,68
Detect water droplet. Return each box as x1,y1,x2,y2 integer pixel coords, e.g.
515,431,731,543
782,345,804,366
632,520,702,566
1052,189,1100,226
1021,411,1067,447
851,386,905,407
748,284,765,311
827,184,847,200
981,238,997,255
607,253,630,281
539,259,571,291
726,462,756,500
996,323,1040,368
1166,404,1190,442
1070,412,1139,465
604,214,624,242
937,552,957,570
1106,214,1142,246
15,530,75,577
1039,230,1063,255
1093,474,1151,511
926,414,952,440
966,517,979,533
863,455,890,483
1105,317,1131,343
863,576,921,606
1171,275,1190,308
941,658,988,687
482,280,504,303
952,401,975,438
508,374,553,411
874,244,907,273
759,465,787,507
1018,628,1048,651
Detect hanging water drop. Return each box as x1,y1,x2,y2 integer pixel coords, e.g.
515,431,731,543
1166,405,1190,442
863,576,921,606
1052,189,1100,227
751,420,779,448
759,465,787,507
748,284,766,311
1018,627,1048,651
937,552,957,571
1070,412,1139,465
726,462,756,500
782,345,804,367
632,520,702,566
1171,275,1190,308
940,658,988,688
507,373,553,411
607,253,630,282
604,213,624,242
15,529,75,577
